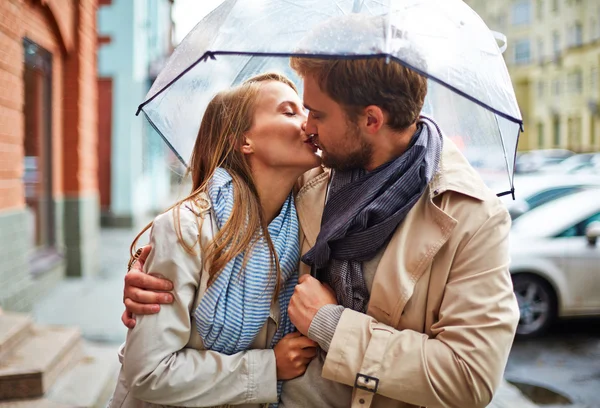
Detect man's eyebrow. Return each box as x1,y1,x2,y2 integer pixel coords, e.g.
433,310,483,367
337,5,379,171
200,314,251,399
303,103,321,113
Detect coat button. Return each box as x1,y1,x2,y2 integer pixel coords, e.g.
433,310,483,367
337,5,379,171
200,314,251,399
359,399,365,404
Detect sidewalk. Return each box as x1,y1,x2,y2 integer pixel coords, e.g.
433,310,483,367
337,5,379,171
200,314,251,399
33,224,540,407
33,224,146,344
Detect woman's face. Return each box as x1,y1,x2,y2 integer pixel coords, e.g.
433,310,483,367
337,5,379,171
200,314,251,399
244,81,321,175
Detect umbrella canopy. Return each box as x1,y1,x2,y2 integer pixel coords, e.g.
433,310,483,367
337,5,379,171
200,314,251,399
139,0,522,196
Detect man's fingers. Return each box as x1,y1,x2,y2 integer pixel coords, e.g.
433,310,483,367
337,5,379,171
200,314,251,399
124,298,161,315
125,286,173,305
300,346,318,359
290,335,318,349
298,274,314,284
281,331,302,340
121,310,136,329
124,270,173,292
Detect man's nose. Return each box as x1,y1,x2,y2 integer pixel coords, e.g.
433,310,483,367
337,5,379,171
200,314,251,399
304,117,317,135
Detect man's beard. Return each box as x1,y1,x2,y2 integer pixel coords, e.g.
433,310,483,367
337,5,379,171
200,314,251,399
321,126,373,171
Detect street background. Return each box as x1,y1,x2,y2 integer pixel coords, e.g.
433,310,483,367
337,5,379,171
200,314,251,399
1,0,599,407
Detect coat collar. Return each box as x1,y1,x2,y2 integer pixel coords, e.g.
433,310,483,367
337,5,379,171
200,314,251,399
295,137,490,324
296,137,486,244
428,137,488,202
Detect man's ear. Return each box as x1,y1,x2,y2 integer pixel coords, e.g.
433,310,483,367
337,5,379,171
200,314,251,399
240,136,254,155
361,105,385,134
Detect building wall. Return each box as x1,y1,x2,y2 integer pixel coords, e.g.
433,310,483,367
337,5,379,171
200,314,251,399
0,0,99,312
466,0,600,152
97,0,173,228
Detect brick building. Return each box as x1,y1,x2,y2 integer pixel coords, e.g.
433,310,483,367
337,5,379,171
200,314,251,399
0,0,99,312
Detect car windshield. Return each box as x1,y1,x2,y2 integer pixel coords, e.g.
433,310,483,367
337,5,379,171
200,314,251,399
511,189,600,238
524,186,584,210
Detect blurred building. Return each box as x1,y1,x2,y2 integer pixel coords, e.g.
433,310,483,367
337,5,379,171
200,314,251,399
0,0,100,311
466,0,600,152
97,0,176,228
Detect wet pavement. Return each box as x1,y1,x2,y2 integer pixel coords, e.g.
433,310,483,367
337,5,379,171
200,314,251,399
505,318,600,407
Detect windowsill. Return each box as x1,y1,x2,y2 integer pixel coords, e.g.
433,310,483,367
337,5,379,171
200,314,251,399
30,247,65,278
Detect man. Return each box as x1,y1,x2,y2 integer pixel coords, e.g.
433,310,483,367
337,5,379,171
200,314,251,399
122,24,519,408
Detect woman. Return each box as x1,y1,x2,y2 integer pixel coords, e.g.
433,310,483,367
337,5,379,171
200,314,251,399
109,72,322,408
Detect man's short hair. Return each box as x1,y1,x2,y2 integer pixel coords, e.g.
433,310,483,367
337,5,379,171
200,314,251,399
290,15,428,131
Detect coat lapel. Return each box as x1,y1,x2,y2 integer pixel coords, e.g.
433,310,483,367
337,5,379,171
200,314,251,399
366,188,458,326
295,167,330,249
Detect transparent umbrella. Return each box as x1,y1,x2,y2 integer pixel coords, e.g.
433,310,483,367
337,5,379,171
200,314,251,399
138,0,522,196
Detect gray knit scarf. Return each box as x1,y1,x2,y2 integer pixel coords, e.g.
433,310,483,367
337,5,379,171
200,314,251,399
301,116,443,312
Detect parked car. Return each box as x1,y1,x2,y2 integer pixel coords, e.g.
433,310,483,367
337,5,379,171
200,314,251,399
514,149,575,174
540,152,600,175
509,188,600,338
502,174,600,219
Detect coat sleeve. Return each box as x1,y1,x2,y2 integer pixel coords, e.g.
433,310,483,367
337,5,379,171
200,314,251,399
322,206,519,408
122,207,278,407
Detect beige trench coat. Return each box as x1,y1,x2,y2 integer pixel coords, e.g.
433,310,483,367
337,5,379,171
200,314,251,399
294,138,520,408
108,200,279,408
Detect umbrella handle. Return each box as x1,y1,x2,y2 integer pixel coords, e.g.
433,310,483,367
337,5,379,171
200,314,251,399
491,30,507,54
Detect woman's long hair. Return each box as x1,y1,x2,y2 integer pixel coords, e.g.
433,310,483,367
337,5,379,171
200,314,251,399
130,72,298,301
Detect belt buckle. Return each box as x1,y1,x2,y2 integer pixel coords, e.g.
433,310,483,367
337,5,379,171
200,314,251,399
354,373,379,393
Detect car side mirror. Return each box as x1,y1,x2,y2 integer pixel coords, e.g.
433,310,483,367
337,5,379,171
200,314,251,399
585,221,600,247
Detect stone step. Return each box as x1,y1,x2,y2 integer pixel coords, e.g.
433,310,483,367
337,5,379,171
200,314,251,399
45,342,120,408
0,325,82,400
0,398,75,408
0,313,33,361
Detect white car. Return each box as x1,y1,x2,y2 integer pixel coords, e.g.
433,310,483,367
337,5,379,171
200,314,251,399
509,188,600,338
500,174,600,219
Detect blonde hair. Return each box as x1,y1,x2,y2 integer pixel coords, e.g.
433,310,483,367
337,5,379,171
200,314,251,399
290,57,426,131
130,72,298,301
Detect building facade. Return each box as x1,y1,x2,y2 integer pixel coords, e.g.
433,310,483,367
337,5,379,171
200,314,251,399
0,0,99,311
97,0,175,228
466,0,600,152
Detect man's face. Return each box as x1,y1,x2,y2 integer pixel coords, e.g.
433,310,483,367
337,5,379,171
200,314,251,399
303,74,372,171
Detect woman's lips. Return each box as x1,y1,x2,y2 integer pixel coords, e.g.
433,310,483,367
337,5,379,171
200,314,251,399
305,134,319,149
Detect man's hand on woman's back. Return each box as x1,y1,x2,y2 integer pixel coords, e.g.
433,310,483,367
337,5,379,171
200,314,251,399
121,245,174,329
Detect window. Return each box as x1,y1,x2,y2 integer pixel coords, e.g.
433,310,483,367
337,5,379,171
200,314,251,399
552,31,561,55
496,13,507,32
553,116,561,146
591,66,598,96
552,0,558,12
512,0,532,25
537,38,544,61
537,80,545,97
23,39,55,250
527,187,584,210
537,122,545,147
570,22,583,46
552,78,561,95
536,0,544,20
514,39,531,64
592,19,598,41
557,212,600,237
568,70,583,93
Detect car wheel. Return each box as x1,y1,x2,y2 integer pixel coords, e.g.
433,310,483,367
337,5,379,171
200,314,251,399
512,274,557,339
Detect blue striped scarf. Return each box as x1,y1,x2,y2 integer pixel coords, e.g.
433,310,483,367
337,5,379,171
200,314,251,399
195,168,299,405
